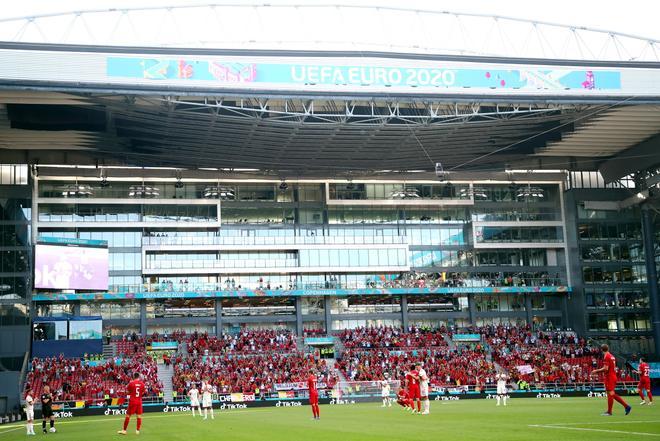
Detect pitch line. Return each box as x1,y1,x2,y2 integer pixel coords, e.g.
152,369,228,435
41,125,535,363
539,420,660,426
0,409,277,432
529,424,660,437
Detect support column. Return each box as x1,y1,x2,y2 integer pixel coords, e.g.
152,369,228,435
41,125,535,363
324,297,332,334
215,300,223,337
295,297,303,336
561,295,569,329
29,170,38,324
641,205,660,355
140,300,147,336
73,303,81,316
400,295,409,330
524,294,533,327
468,294,476,325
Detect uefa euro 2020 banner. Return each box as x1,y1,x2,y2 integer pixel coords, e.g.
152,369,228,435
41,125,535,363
34,244,109,291
107,57,622,91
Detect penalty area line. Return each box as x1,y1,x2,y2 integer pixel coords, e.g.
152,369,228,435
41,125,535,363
529,424,660,437
538,420,660,426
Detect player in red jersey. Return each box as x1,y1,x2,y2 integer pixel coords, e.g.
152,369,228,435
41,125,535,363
118,372,146,435
308,370,320,420
396,388,413,410
635,357,653,405
591,344,631,416
405,365,421,413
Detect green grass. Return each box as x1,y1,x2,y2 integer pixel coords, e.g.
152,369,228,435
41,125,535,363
1,398,658,441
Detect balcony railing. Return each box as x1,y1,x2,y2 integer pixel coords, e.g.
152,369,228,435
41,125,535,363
142,235,408,247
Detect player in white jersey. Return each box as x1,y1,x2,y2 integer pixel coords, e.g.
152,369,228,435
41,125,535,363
188,384,202,417
495,372,509,406
417,363,430,415
380,374,392,407
201,380,214,420
25,389,35,435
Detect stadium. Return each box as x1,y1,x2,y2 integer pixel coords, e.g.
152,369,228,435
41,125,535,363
0,2,659,439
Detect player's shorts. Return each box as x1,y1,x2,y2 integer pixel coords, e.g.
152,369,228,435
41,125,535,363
190,399,200,407
638,379,651,390
408,385,421,400
381,390,390,398
41,406,53,418
26,409,34,420
497,385,507,395
202,398,212,408
604,379,617,392
309,392,319,405
420,384,429,398
397,399,410,407
127,400,143,415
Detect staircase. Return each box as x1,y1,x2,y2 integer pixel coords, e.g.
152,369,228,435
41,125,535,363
442,334,456,350
333,336,346,358
157,363,174,403
327,358,348,384
102,343,115,359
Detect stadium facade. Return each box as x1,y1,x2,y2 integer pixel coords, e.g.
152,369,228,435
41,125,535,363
13,169,657,355
0,3,659,413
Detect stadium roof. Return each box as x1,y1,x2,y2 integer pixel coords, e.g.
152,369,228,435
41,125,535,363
0,4,659,180
0,3,659,62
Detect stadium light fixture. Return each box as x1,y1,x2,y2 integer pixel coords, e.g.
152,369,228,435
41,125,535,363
390,187,420,199
60,184,94,197
435,162,445,181
516,184,545,200
128,185,160,198
459,186,489,200
279,181,288,191
203,186,235,200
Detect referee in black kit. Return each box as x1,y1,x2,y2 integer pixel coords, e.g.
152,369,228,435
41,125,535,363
41,385,56,433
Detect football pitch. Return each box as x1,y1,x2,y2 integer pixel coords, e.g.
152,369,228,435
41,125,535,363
1,398,658,441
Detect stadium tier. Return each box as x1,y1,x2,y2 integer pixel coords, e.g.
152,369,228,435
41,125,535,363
21,326,645,404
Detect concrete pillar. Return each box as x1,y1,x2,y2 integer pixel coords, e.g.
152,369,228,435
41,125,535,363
324,297,332,333
215,300,223,337
561,295,569,329
400,295,409,330
29,171,38,324
73,303,81,316
525,294,533,327
295,297,303,336
140,300,147,336
641,205,660,354
468,293,476,325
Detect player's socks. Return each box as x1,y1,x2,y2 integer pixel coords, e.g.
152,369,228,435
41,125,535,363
417,401,421,412
640,390,645,400
503,395,508,406
203,408,207,419
136,417,142,431
210,408,214,419
49,420,54,430
192,408,195,417
607,395,614,414
648,392,653,403
42,421,46,433
123,416,130,431
496,395,501,406
613,394,628,409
